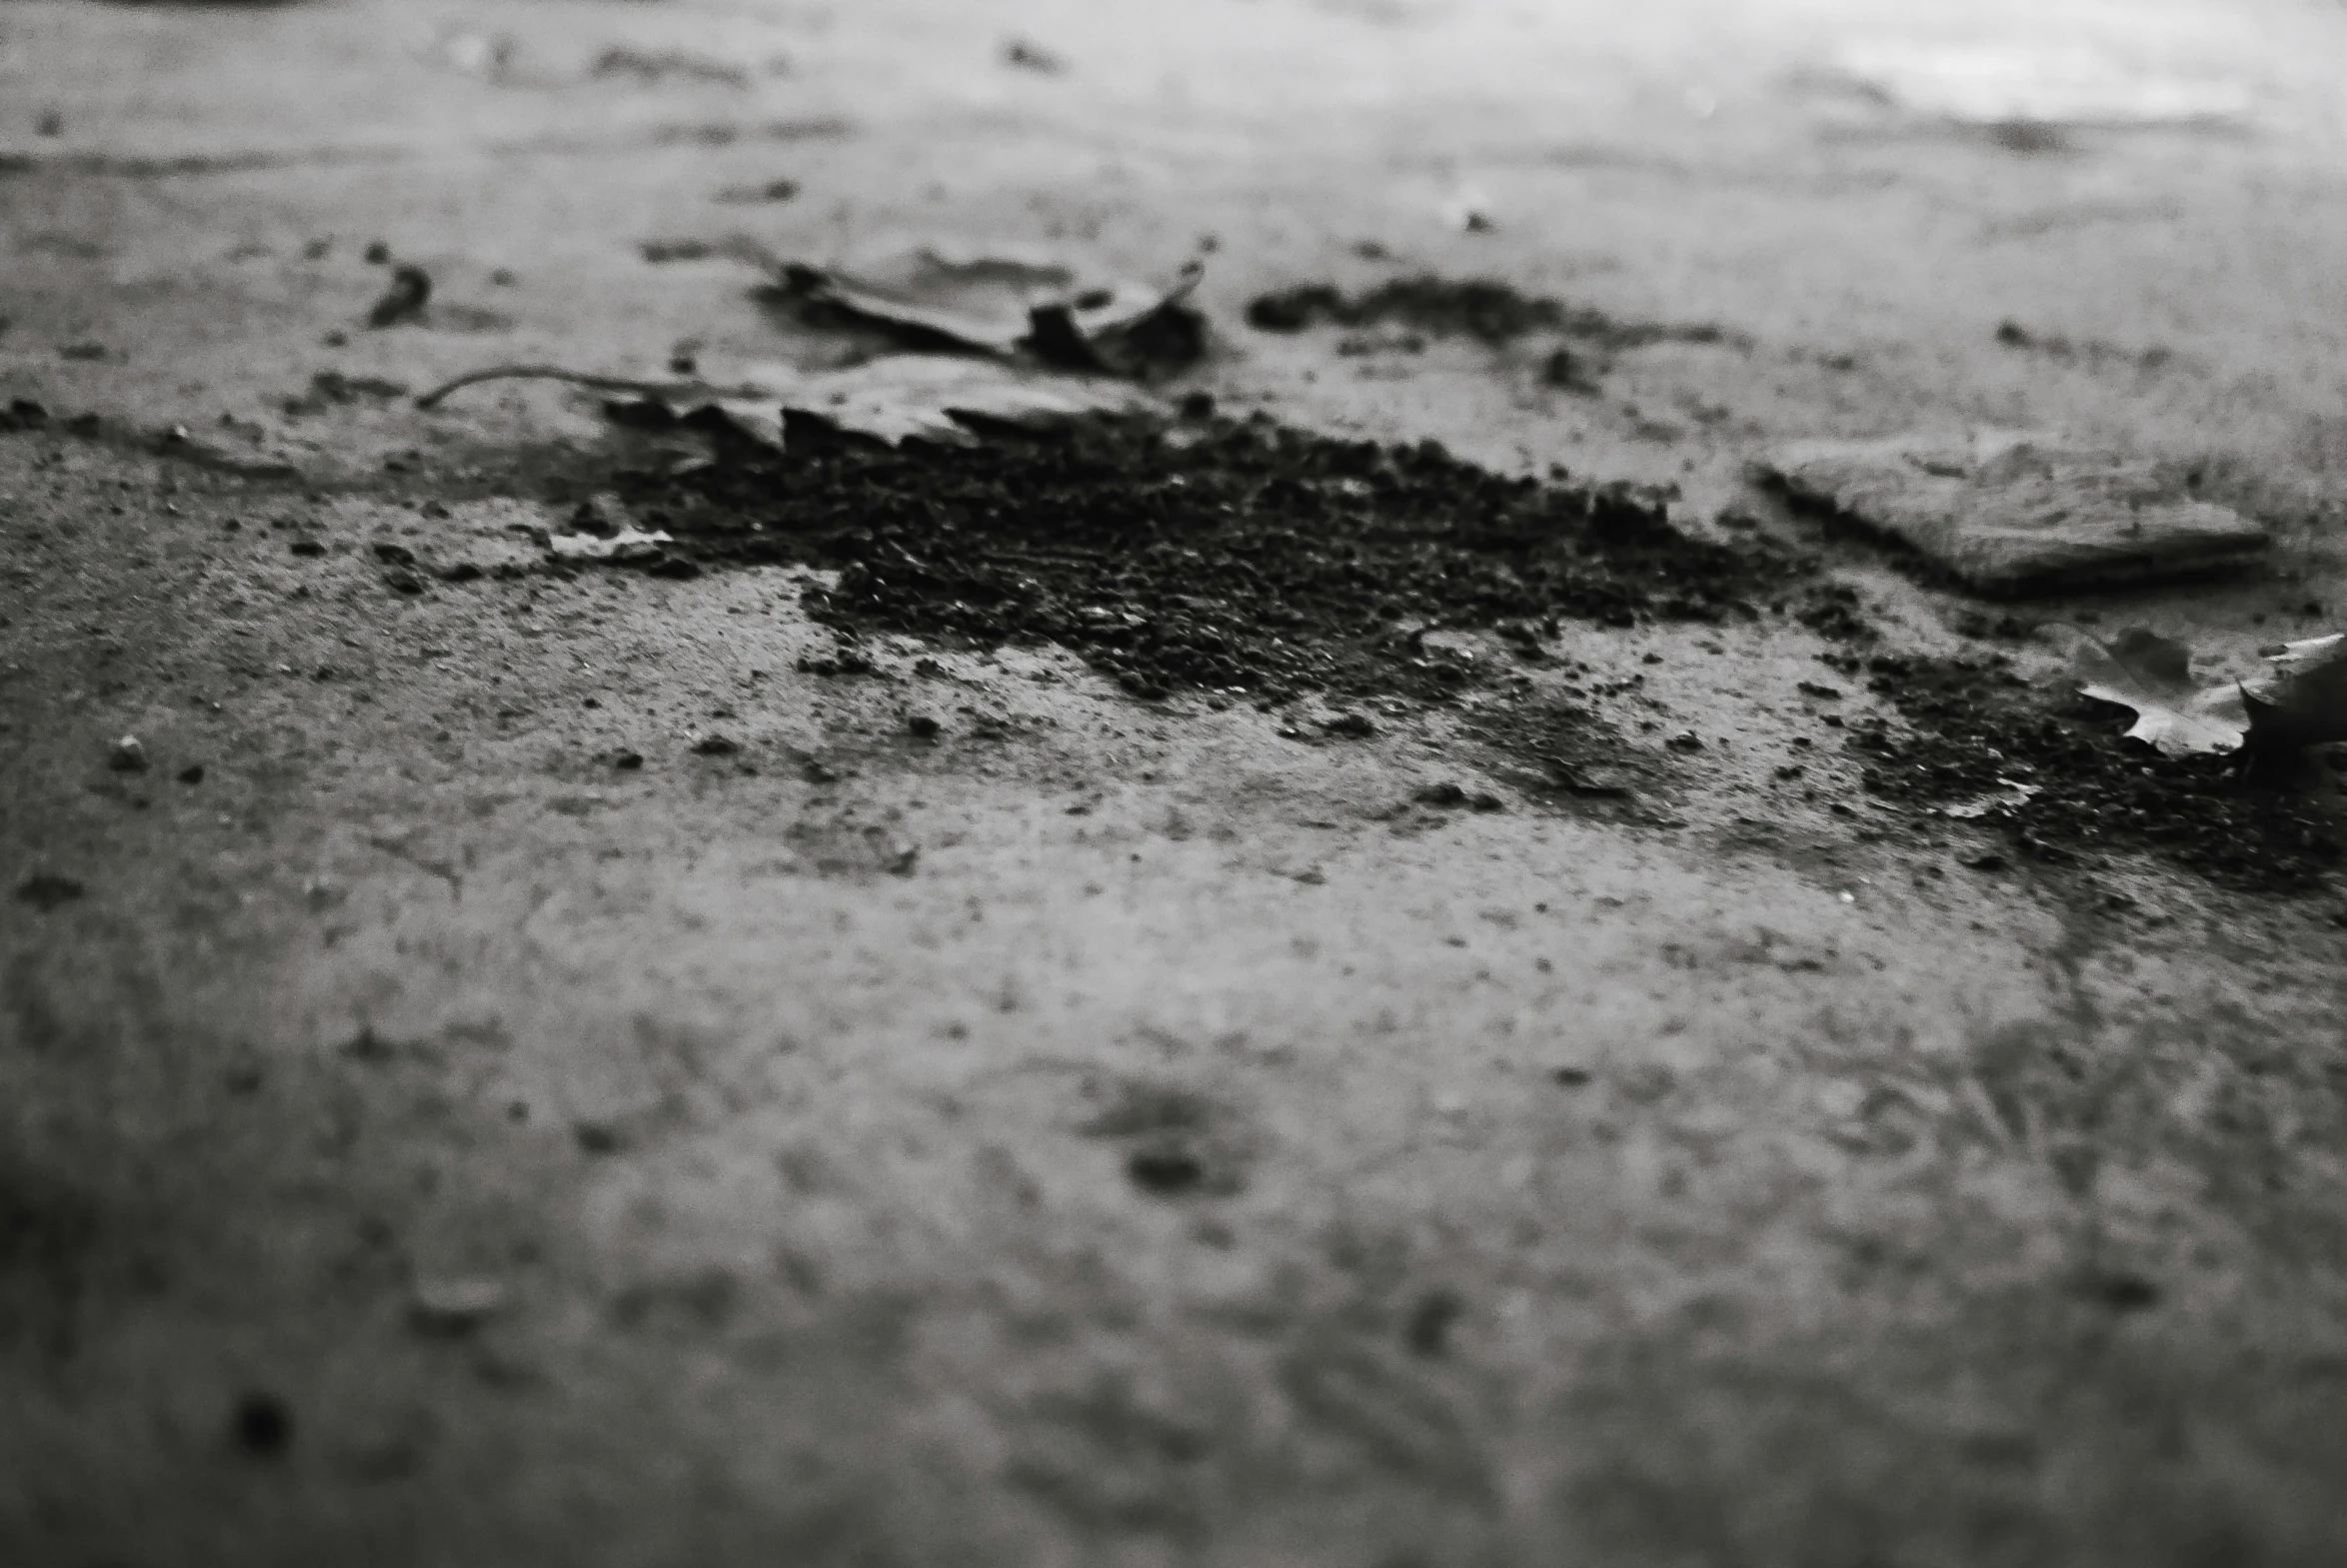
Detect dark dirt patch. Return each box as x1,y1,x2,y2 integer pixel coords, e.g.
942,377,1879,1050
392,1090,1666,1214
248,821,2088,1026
604,413,1789,707
1081,1080,1247,1198
232,1392,294,1458
15,873,85,911
1846,655,2341,893
0,1161,103,1355
1244,275,1737,354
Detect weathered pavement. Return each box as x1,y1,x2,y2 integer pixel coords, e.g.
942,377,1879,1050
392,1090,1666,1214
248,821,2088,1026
6,2,2347,1564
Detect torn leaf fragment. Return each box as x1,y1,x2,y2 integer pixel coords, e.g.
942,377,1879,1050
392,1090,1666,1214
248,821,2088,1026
548,528,675,564
2062,625,2248,756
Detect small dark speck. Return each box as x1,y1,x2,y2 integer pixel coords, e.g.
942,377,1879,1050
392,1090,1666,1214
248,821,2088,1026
1404,1289,1463,1357
1126,1147,1204,1196
16,873,85,910
232,1393,292,1456
2083,1272,2160,1312
574,1122,624,1154
1551,1065,1592,1087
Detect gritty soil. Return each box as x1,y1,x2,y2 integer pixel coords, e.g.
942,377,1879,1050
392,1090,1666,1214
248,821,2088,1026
1242,274,1738,392
577,402,2344,895
1242,275,1735,352
1843,652,2345,893
601,409,1790,705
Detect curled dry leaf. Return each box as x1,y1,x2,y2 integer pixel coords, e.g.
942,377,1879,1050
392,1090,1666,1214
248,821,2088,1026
548,527,674,564
2063,625,2247,756
776,248,1206,379
2243,633,2347,753
768,356,1152,446
2063,625,2347,760
417,356,1151,451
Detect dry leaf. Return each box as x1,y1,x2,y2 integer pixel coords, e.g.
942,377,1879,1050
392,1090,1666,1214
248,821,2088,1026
779,248,1084,355
548,527,674,563
778,356,1150,445
420,357,1149,451
777,248,1205,378
2063,625,2347,759
2064,625,2247,756
2243,634,2347,753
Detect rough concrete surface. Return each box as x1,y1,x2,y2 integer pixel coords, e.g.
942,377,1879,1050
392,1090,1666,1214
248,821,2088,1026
5,1,2347,1564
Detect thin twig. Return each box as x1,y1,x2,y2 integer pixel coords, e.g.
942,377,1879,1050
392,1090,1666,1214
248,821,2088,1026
413,364,775,410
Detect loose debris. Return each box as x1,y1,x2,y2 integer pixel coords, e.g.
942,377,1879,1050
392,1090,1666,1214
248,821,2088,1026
1936,780,2040,819
590,46,756,89
549,527,676,565
233,1393,293,1458
15,873,85,911
420,356,1152,449
714,179,799,205
1993,321,2173,372
0,398,50,433
367,265,433,329
1436,186,1499,234
283,371,408,416
2245,634,2347,755
2063,626,2249,756
638,235,777,266
774,249,1206,378
2063,626,2347,759
1248,274,1734,393
1762,433,2268,594
1851,654,2340,891
108,735,148,773
594,408,1788,707
1081,1081,1246,1198
1246,275,1730,352
1003,39,1067,74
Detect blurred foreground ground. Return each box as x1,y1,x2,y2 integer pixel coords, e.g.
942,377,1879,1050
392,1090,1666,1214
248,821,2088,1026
6,1,2347,1564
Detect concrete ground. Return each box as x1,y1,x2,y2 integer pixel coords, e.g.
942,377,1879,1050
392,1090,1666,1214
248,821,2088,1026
5,1,2347,1563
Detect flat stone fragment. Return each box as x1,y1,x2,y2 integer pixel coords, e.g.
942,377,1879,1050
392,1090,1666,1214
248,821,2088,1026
1761,433,2269,594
